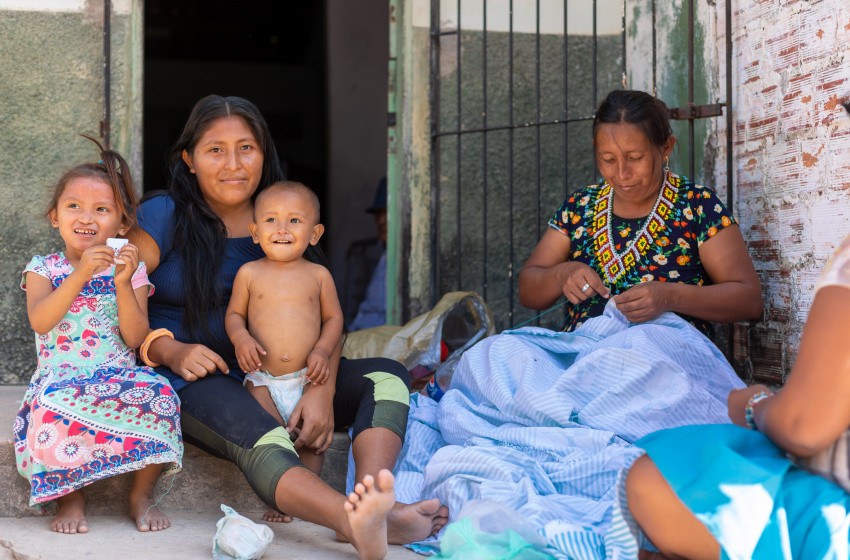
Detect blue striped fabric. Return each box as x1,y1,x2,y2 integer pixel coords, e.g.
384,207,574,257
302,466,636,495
374,300,744,559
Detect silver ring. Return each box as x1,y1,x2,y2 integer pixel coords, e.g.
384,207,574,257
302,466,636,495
581,283,591,293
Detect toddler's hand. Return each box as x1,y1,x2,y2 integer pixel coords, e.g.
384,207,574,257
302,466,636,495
233,333,266,373
305,349,330,385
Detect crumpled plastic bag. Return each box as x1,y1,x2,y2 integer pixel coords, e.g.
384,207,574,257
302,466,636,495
212,504,274,560
433,500,555,560
342,291,495,369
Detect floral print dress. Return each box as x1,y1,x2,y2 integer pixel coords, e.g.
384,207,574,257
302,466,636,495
14,253,183,506
548,172,736,335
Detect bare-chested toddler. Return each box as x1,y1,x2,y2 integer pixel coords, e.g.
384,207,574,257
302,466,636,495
225,181,344,487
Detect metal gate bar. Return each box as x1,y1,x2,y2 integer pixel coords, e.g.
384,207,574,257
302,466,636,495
425,1,733,333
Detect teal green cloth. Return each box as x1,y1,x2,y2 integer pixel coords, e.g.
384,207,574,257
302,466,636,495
434,518,556,560
639,424,850,560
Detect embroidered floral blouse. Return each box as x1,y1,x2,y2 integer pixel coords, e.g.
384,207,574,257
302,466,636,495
548,172,736,335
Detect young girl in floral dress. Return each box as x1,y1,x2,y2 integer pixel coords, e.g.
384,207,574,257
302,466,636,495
15,138,183,534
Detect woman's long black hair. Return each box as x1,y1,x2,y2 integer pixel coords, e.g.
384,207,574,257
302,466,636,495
152,94,325,339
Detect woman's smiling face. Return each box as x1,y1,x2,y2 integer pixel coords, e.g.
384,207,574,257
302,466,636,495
182,115,264,212
594,122,675,210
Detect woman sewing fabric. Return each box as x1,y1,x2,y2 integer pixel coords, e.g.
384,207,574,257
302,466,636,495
518,89,762,334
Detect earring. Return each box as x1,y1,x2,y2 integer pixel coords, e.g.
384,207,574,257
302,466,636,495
663,157,670,174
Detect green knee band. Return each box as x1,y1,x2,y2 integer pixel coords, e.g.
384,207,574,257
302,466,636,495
255,426,298,454
365,372,410,404
241,427,300,509
365,372,410,440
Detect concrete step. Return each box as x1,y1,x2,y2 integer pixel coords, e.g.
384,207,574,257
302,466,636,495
0,386,350,518
0,510,418,560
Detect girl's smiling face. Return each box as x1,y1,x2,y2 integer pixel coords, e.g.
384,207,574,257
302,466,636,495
49,177,126,260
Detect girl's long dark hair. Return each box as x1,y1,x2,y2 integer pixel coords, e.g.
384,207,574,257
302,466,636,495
154,94,326,338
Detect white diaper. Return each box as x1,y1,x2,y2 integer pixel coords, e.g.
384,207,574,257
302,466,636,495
243,368,308,424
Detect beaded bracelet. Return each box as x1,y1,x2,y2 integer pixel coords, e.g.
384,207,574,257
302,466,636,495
140,328,174,368
744,390,771,430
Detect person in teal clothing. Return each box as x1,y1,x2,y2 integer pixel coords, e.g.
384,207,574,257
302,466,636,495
620,231,850,558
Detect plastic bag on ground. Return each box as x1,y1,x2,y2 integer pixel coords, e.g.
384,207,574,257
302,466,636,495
342,291,495,370
212,504,274,560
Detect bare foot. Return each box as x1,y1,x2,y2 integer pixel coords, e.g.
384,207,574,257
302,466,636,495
51,491,88,534
386,498,449,544
344,469,396,560
262,508,293,523
129,494,171,532
337,497,449,544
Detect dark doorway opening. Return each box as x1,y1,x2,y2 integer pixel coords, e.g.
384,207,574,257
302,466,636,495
143,0,327,205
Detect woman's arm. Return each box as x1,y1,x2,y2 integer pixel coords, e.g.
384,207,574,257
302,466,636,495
739,285,850,457
614,225,763,324
518,229,609,309
126,226,161,273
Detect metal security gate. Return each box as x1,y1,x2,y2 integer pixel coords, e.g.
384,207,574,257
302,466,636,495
426,0,734,334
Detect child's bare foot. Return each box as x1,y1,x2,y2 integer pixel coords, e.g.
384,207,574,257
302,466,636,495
344,469,396,560
129,494,170,532
51,491,88,534
263,508,293,523
386,498,449,544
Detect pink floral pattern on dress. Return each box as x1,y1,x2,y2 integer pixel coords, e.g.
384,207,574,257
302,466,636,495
15,253,183,506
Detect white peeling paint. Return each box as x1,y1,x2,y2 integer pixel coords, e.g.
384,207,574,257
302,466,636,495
0,0,131,15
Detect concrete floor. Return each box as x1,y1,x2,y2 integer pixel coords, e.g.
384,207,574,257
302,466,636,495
0,511,419,560
0,386,419,560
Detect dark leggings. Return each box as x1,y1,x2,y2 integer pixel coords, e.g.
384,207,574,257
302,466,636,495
177,357,411,509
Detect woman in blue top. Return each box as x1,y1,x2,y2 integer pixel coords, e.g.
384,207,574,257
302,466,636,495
131,95,447,559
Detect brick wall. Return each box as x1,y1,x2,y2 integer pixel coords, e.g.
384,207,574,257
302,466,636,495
722,0,850,383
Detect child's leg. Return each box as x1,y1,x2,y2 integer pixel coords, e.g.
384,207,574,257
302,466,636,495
246,380,287,426
51,489,88,534
246,380,295,523
129,463,171,532
299,447,325,477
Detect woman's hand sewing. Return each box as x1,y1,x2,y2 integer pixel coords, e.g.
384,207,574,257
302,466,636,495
613,281,671,323
559,262,611,304
287,382,335,454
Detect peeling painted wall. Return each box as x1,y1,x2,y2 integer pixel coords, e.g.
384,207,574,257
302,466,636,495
0,1,142,385
726,0,850,383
